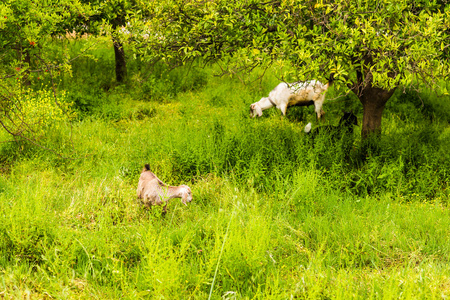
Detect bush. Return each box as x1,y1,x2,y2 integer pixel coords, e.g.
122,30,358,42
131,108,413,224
3,86,76,138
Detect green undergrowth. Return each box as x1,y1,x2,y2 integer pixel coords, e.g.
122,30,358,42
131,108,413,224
0,41,449,299
0,162,449,299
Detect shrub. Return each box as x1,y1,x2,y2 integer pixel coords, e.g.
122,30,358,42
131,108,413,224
4,86,76,138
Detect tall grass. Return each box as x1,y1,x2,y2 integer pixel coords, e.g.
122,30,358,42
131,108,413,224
0,40,449,299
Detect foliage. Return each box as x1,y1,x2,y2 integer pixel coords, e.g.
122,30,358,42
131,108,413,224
0,0,89,74
0,85,76,148
78,0,158,82
0,0,93,144
139,0,449,88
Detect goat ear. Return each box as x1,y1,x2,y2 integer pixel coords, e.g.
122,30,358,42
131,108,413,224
181,192,188,206
255,105,263,117
249,104,256,117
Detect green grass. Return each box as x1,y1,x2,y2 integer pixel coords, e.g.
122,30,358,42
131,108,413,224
0,40,449,299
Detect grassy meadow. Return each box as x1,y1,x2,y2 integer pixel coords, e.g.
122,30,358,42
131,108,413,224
0,38,449,299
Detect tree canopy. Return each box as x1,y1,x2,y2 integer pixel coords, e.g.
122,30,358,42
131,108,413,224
0,0,91,144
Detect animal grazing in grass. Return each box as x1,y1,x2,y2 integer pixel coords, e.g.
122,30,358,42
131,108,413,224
249,79,332,119
137,164,192,215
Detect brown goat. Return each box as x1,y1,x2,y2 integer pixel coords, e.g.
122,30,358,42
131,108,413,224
137,164,193,214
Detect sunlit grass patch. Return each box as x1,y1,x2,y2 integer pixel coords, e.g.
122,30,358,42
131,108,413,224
0,40,449,299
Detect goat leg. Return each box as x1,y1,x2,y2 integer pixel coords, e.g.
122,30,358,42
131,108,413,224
161,203,168,217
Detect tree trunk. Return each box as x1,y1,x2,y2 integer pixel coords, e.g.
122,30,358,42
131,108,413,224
113,38,127,83
358,84,396,138
350,63,396,138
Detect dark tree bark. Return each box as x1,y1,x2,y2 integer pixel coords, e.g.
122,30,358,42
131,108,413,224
359,84,396,138
113,37,127,83
351,64,396,138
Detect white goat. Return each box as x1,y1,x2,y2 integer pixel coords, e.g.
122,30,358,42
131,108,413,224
250,80,331,119
137,164,192,214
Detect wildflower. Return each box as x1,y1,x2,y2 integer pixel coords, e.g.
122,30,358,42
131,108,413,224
18,88,76,136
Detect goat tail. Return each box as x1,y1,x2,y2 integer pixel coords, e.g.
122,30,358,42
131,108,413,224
144,164,151,171
304,122,312,133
